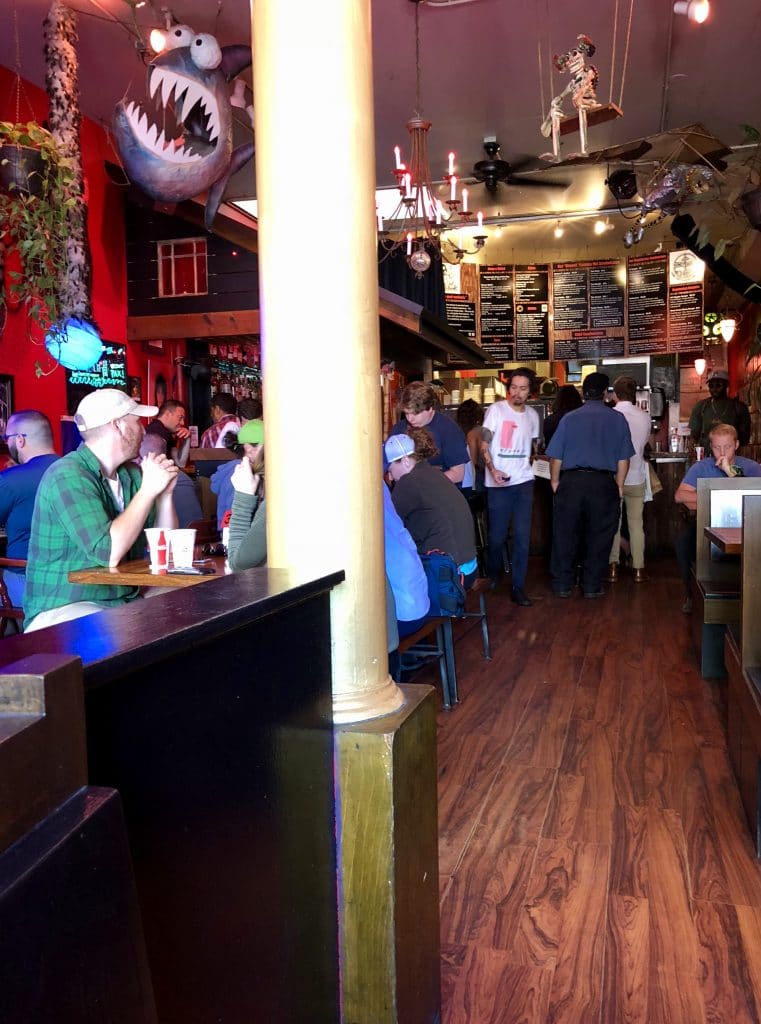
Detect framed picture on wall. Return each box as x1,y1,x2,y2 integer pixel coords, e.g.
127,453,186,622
0,375,13,437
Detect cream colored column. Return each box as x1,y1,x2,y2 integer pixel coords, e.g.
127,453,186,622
252,0,405,723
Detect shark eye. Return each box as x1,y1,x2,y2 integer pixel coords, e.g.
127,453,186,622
190,33,222,70
165,25,194,50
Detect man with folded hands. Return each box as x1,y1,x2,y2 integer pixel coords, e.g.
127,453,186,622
24,388,178,632
674,422,761,614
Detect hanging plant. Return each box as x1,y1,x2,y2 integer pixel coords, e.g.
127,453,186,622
0,118,76,332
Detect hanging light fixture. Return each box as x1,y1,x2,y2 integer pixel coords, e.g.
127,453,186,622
377,0,477,277
719,315,739,342
44,318,104,371
694,356,707,377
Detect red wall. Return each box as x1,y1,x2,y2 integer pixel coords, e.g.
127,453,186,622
0,66,162,448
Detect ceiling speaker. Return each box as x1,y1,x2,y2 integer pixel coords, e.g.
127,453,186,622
606,169,638,201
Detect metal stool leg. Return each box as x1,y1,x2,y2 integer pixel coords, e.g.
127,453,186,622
479,591,492,660
434,623,453,709
442,618,458,704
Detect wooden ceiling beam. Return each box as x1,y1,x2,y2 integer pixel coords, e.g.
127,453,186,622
126,310,260,341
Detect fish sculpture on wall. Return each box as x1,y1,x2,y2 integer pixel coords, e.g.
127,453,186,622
113,25,253,229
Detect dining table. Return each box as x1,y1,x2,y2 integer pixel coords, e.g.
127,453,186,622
703,526,742,555
68,554,229,588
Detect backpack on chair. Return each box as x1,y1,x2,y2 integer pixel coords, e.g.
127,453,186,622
420,550,466,617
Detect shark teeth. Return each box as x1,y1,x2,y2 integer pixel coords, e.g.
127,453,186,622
123,100,204,163
147,66,220,144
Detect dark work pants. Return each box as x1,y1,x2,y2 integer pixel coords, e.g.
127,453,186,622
552,471,620,594
674,520,697,594
487,480,534,589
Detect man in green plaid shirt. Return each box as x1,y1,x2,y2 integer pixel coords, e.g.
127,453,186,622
25,389,179,632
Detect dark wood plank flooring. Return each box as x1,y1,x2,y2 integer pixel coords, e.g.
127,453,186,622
416,558,761,1024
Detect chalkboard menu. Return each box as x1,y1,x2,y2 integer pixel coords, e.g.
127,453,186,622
515,264,550,360
66,342,129,414
444,293,477,340
552,259,626,359
667,250,703,352
627,254,669,354
479,265,514,362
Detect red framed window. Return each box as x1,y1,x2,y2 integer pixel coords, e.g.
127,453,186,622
157,238,208,297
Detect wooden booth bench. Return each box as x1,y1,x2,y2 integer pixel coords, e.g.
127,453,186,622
690,478,761,679
726,493,761,856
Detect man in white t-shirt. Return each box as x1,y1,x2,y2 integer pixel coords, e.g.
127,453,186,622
480,368,540,606
608,376,652,583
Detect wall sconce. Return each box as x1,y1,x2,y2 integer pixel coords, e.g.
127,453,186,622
673,0,710,22
694,357,707,377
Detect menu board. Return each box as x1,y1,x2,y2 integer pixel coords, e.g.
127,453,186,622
479,265,514,362
515,264,549,360
667,250,704,352
444,293,477,340
551,259,626,359
627,254,668,354
66,341,128,414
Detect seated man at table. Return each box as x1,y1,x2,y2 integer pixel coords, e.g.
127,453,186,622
0,409,59,608
144,399,191,467
674,423,761,613
24,388,178,632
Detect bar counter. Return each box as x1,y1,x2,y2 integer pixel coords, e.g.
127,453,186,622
0,568,344,1023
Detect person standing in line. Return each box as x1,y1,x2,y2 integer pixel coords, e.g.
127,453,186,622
608,376,653,583
689,367,751,449
546,372,633,599
0,410,59,607
480,368,540,606
542,384,582,448
387,381,469,485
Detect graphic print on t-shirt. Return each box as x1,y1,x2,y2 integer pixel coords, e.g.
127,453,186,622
498,418,524,460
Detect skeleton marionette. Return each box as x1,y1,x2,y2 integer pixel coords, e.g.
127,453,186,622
541,34,601,161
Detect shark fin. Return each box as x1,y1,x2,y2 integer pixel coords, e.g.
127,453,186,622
220,45,252,82
204,141,256,230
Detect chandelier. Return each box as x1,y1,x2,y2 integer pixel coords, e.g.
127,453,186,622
377,0,485,277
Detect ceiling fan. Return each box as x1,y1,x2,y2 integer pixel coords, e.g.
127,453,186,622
468,138,570,192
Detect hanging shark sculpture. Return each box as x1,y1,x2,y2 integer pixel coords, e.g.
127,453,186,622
113,26,253,230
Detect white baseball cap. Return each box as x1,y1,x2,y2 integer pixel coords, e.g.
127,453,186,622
74,388,158,431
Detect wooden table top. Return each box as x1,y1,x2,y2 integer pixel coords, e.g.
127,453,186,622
704,526,742,555
69,555,229,588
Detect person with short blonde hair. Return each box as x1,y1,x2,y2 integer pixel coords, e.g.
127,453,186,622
674,422,761,612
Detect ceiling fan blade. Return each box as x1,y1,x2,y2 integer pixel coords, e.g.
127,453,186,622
507,174,570,189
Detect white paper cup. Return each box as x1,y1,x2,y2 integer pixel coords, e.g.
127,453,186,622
144,527,168,574
695,446,705,461
169,529,197,569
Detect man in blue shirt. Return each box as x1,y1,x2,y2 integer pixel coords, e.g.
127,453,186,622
546,372,634,598
388,381,469,485
674,422,761,612
0,410,59,608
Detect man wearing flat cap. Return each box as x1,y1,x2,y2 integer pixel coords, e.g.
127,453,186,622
545,372,634,599
689,367,751,451
25,388,179,632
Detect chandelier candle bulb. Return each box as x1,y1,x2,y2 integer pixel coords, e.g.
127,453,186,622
394,145,402,169
404,173,412,199
406,233,413,256
462,188,468,213
448,152,455,176
477,211,484,230
450,175,457,202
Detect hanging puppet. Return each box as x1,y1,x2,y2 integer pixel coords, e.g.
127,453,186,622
113,25,254,230
621,163,718,247
540,34,601,161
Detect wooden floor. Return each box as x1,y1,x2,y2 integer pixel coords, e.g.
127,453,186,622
419,557,761,1024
